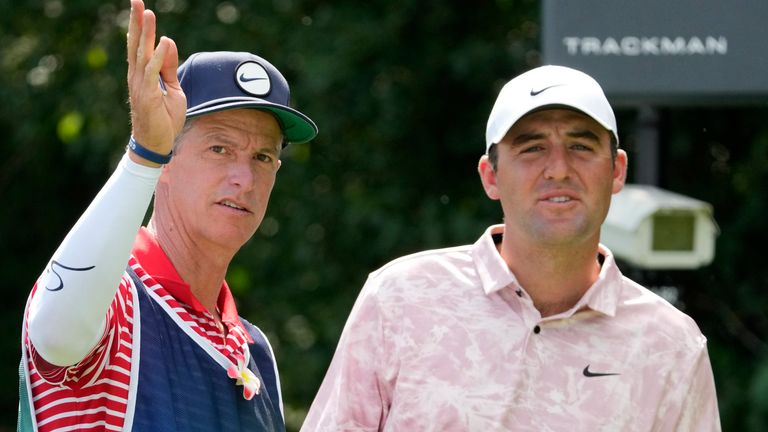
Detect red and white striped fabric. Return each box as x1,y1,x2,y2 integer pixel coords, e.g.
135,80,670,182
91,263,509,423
23,245,253,431
24,272,134,431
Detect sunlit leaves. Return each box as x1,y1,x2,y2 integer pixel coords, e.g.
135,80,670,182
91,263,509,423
86,46,108,69
57,111,84,143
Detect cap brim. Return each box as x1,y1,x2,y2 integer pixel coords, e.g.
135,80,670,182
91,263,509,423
487,101,618,149
187,98,318,144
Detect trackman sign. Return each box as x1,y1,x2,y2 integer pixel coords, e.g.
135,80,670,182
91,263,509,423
562,36,728,57
541,0,768,103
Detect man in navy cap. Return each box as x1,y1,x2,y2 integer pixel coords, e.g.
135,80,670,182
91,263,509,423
18,1,316,430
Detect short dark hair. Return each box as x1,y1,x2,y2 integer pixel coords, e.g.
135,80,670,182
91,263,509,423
488,143,499,171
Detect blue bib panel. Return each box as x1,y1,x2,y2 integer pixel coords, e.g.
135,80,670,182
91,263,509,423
129,269,285,432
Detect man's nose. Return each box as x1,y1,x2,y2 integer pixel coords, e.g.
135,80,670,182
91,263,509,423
228,159,255,190
543,145,572,180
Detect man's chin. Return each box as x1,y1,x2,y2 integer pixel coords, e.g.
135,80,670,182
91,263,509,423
530,221,593,245
205,226,258,251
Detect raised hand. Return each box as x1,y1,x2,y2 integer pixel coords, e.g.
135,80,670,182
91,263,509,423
126,0,186,165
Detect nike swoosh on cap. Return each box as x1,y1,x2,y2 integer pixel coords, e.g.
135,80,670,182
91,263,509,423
530,84,565,96
582,365,620,377
239,73,268,83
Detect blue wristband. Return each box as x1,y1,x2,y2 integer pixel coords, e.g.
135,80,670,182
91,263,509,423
127,136,173,164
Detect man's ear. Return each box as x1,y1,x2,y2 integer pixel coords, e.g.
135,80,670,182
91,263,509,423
612,149,628,194
478,155,500,200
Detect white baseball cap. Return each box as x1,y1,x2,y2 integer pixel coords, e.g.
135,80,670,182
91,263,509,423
485,65,618,152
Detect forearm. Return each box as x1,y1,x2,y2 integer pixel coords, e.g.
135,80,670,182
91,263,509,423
27,151,160,366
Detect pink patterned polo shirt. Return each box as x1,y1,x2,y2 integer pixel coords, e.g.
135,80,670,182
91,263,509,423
302,225,720,431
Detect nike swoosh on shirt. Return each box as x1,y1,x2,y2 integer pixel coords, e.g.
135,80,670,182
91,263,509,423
239,73,268,83
530,84,565,96
583,365,620,377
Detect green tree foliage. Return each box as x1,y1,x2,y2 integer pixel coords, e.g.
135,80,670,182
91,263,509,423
1,0,766,430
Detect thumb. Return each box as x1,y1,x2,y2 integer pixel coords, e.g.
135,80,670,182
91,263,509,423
158,36,181,89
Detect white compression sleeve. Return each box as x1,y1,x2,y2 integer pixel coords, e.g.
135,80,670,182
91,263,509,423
27,152,161,366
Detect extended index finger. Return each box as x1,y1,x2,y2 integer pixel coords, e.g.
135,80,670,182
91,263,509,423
127,0,145,77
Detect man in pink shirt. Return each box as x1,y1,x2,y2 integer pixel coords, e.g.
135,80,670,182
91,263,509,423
302,65,720,431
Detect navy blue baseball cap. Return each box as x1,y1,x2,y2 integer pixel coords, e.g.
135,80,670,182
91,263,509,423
177,51,318,144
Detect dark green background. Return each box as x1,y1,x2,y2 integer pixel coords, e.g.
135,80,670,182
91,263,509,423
2,0,766,430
